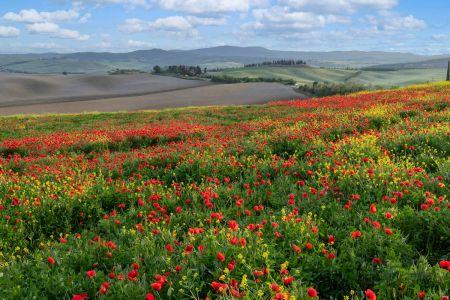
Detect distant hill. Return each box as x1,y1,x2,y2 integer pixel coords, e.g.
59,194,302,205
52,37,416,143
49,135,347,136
211,65,448,87
365,57,450,70
184,47,440,68
0,46,447,74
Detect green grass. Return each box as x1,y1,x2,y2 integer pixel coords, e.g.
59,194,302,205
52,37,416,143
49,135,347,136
210,66,447,87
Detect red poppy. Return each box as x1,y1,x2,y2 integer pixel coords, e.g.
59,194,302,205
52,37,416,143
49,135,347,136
327,253,336,260
128,269,138,281
271,283,280,293
72,293,88,300
216,252,225,262
372,221,381,230
439,260,450,271
86,270,96,278
211,282,227,293
228,220,239,231
283,276,294,285
184,245,193,254
47,256,55,265
307,287,318,298
227,263,235,271
365,289,376,300
151,282,162,291
351,231,362,239
292,244,302,253
327,235,335,244
99,285,108,294
372,257,383,264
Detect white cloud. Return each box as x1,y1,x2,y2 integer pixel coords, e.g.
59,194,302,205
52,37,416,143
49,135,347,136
27,22,90,40
96,41,113,48
366,13,426,31
248,6,349,31
0,26,20,37
72,1,86,11
67,0,150,8
120,16,223,37
79,13,92,23
240,0,426,45
186,16,227,26
278,0,398,14
432,34,449,41
3,7,91,41
127,39,154,48
156,0,267,13
388,15,426,30
121,17,189,32
29,42,65,50
4,9,79,23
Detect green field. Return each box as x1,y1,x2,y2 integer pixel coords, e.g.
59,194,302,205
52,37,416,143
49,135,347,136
210,66,447,87
0,82,449,299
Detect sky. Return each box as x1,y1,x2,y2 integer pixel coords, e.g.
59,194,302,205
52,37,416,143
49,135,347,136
0,0,449,54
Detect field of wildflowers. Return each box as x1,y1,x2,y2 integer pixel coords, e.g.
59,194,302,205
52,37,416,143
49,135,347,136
0,82,449,299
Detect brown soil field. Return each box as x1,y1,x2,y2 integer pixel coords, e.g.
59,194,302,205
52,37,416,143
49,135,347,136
0,74,306,115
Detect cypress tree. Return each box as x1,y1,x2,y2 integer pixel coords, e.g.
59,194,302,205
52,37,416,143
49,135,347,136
447,61,450,81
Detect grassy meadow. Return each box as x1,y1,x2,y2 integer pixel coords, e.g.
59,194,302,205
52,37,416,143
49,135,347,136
209,66,447,87
0,82,449,299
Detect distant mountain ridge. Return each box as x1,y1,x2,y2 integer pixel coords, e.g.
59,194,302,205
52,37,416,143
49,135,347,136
0,46,447,74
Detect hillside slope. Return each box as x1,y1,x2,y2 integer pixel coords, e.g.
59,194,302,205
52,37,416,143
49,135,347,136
212,65,447,87
0,73,305,115
0,46,444,74
367,57,450,70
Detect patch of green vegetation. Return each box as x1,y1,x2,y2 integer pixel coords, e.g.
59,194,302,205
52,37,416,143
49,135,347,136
297,82,368,97
108,69,147,75
210,66,447,87
209,75,296,85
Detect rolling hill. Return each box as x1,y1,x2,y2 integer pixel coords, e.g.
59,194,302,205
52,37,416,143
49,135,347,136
210,65,448,87
0,46,446,74
366,57,450,70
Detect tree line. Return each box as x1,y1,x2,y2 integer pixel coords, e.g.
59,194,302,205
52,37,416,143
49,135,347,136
245,60,306,67
153,65,206,76
209,75,295,85
297,82,367,97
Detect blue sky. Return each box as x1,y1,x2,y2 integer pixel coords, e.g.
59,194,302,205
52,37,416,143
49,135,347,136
0,0,449,54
